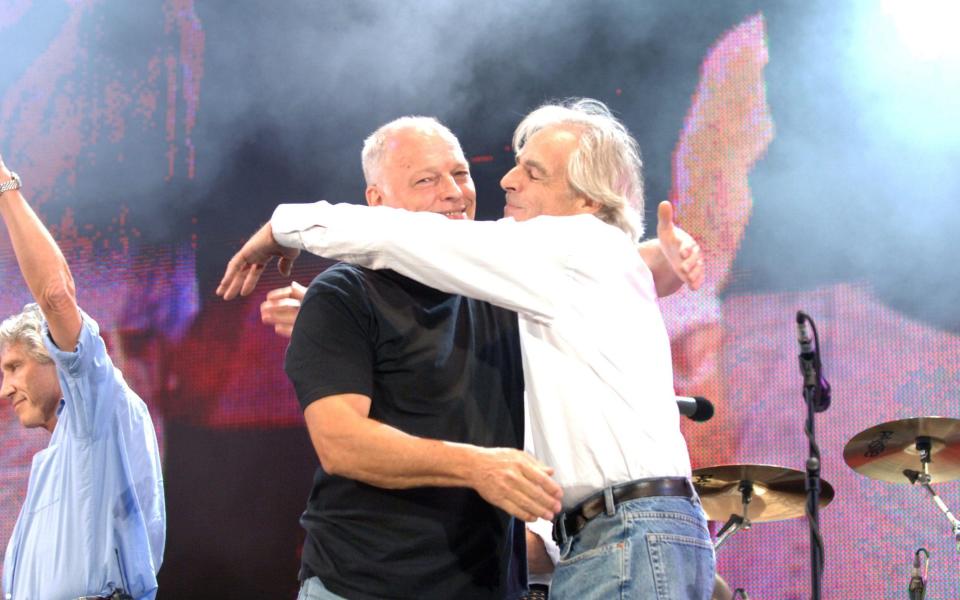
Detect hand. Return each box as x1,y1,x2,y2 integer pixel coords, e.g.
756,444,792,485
216,222,301,300
657,200,704,291
469,447,563,522
260,282,307,337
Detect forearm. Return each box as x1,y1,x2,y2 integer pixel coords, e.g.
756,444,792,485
304,395,562,521
0,186,81,349
638,239,683,297
305,396,481,489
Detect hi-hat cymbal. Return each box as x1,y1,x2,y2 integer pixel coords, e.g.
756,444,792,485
843,417,960,484
692,464,834,523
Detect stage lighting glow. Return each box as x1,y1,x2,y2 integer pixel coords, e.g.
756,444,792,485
880,0,960,62
846,0,960,147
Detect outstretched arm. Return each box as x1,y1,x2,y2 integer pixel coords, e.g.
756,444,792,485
219,205,566,323
0,157,81,351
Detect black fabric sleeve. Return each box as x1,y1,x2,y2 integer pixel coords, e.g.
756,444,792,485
284,266,375,411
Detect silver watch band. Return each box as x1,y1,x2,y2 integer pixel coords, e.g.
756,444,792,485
0,171,22,196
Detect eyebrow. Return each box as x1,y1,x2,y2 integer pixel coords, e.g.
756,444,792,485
519,157,549,177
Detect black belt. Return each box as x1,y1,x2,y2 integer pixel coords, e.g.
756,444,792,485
552,476,695,545
75,590,132,600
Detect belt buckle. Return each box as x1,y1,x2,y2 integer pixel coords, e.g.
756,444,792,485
551,512,569,546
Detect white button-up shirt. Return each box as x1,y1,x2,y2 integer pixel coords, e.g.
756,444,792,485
273,202,691,508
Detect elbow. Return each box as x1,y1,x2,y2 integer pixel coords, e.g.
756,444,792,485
316,447,344,477
39,275,78,316
313,434,354,478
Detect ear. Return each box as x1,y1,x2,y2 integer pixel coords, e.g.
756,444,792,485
365,185,383,207
577,196,601,215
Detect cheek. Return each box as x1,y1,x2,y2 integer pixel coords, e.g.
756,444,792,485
523,197,544,218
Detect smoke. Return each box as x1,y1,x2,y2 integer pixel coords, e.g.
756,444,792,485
2,0,957,329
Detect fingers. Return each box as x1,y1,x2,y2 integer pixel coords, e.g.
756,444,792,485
476,450,563,522
217,257,255,300
678,240,704,290
261,283,306,338
265,285,295,301
240,262,266,297
686,257,705,290
261,297,301,325
291,281,307,300
217,223,298,300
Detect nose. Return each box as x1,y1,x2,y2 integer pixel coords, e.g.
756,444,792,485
1,376,13,401
438,173,463,201
501,165,520,192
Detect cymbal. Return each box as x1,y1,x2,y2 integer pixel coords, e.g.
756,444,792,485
692,464,834,523
844,417,960,484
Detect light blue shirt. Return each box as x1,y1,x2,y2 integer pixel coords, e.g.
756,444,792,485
3,311,165,600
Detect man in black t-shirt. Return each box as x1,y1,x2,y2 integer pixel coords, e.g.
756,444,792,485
218,114,703,598
280,117,564,599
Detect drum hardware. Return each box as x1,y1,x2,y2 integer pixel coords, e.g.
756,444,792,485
844,417,960,551
692,464,835,549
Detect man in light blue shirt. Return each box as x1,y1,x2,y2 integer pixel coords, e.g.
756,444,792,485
0,156,165,600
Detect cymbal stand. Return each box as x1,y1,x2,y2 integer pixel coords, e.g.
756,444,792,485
714,480,753,549
904,436,960,552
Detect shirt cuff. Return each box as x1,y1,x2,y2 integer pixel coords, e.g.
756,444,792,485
527,517,560,565
271,202,328,250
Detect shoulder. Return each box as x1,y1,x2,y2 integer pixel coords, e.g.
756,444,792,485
297,264,378,329
303,263,372,303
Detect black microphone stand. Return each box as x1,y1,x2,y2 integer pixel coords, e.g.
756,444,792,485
797,311,828,600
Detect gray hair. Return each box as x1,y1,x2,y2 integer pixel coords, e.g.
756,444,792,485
361,116,463,185
512,98,645,240
0,303,52,364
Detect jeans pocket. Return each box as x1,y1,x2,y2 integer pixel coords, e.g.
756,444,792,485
646,533,715,600
552,540,626,600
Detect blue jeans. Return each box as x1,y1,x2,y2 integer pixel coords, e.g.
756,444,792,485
551,494,715,600
297,576,348,600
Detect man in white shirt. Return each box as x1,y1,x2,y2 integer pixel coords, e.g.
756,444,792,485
219,100,713,598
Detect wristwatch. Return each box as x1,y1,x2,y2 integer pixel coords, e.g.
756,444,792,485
0,171,21,196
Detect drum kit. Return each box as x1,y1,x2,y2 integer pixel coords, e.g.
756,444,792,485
697,416,960,599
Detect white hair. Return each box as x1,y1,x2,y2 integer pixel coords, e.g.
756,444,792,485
0,303,52,364
512,98,645,240
361,116,463,185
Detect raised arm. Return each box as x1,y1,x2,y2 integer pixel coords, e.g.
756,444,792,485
0,157,82,351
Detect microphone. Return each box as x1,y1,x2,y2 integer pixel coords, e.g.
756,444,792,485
676,396,714,422
908,548,926,600
796,311,831,412
796,312,817,388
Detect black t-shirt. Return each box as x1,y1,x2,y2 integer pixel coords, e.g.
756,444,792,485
285,264,526,600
